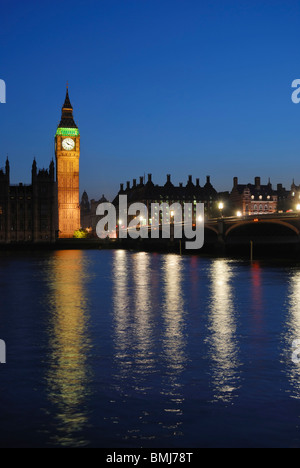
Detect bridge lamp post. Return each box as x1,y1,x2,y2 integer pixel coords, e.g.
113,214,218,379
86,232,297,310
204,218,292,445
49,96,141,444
218,202,224,218
296,204,300,213
169,211,175,227
236,211,242,218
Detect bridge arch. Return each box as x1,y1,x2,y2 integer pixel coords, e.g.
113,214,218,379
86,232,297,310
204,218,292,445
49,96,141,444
225,219,300,237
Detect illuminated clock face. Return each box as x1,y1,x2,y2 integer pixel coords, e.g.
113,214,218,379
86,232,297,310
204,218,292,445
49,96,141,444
62,138,75,151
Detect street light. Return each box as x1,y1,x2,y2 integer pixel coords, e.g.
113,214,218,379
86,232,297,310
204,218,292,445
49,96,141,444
236,211,242,218
218,202,224,218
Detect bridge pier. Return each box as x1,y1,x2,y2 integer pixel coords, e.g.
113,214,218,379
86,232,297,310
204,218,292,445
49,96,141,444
215,219,226,254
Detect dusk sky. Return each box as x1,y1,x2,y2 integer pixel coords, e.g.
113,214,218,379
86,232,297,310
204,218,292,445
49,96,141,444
1,0,300,200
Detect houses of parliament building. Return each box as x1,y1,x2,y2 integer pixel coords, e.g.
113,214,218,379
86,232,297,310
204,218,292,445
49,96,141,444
0,88,81,244
0,87,297,245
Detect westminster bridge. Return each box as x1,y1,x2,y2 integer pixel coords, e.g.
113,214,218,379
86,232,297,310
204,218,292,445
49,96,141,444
203,212,300,255
5,212,300,257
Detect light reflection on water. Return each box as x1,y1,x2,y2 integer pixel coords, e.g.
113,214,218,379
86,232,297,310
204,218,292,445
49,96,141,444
3,250,300,446
44,250,93,447
160,255,186,435
112,252,187,443
207,259,240,403
283,270,300,400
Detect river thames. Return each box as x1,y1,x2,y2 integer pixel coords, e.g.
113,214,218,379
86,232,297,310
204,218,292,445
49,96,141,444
1,249,300,447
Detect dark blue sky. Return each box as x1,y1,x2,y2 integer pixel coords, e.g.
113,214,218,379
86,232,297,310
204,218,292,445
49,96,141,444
1,0,300,200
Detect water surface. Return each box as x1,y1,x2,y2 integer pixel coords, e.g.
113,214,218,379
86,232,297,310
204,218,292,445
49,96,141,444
0,249,299,447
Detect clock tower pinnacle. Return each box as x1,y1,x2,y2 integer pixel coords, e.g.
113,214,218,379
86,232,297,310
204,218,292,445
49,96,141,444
55,87,80,238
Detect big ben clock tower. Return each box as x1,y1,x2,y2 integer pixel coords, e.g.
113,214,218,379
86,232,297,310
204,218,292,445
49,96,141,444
55,86,80,238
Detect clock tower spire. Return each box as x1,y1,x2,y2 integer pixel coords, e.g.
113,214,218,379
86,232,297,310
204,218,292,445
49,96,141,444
55,86,81,238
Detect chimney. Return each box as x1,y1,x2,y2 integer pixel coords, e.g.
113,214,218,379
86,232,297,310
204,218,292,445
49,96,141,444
179,183,183,188
139,176,144,186
126,181,130,190
188,175,193,184
233,177,238,188
167,174,171,183
277,183,283,191
120,183,124,192
148,173,152,183
196,178,200,187
206,175,211,184
133,179,137,188
255,177,261,189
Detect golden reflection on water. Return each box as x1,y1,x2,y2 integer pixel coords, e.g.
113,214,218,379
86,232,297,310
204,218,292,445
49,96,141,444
208,259,240,403
45,250,92,447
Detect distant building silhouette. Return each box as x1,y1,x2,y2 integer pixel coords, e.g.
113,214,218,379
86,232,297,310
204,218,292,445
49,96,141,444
80,192,108,235
0,158,57,243
80,190,90,228
112,174,218,225
276,183,291,212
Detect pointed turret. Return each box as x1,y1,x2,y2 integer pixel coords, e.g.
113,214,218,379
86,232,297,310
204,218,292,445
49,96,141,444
58,86,78,129
5,156,10,177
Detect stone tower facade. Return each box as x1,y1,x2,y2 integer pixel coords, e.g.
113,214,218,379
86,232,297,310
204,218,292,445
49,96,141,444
55,87,80,238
